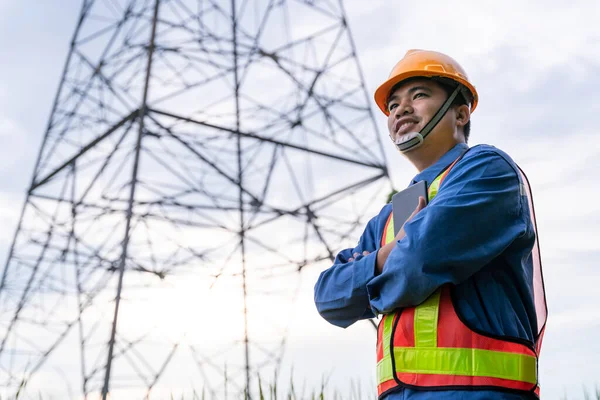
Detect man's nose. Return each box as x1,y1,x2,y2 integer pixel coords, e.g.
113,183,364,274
394,101,414,118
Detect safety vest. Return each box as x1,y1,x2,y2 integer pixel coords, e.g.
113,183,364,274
376,153,547,398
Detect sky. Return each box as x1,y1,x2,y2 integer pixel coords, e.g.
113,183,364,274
1,0,600,399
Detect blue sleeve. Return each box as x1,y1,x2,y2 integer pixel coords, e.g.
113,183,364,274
314,209,386,328
367,150,528,314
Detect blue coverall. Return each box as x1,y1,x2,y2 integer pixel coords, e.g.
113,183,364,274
314,143,539,399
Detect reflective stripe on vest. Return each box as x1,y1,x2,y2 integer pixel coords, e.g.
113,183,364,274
376,154,545,398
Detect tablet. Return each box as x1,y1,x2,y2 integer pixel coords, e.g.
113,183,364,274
392,180,428,236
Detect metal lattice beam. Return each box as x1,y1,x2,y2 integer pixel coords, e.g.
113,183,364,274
0,0,391,398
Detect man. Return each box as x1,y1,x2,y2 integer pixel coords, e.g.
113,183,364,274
314,50,547,399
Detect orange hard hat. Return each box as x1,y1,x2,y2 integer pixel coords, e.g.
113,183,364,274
374,49,478,116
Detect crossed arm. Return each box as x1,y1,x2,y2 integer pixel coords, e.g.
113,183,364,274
314,150,528,327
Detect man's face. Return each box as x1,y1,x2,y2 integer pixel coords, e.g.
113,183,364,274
386,78,452,143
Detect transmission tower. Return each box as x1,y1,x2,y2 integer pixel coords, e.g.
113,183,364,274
0,0,390,398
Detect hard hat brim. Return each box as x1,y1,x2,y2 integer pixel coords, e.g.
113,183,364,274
374,70,479,116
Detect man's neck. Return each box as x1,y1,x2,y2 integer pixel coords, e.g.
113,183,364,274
408,139,464,172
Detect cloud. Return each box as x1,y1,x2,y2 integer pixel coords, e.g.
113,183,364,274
473,47,600,138
0,117,31,163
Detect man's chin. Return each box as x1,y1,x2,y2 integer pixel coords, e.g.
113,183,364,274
393,131,420,145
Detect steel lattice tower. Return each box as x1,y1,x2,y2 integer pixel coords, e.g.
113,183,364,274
0,0,390,398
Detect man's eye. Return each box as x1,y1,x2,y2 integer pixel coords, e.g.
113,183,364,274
388,103,398,111
414,92,427,99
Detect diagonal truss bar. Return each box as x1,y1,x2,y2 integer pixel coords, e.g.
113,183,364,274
30,109,139,192
149,108,386,170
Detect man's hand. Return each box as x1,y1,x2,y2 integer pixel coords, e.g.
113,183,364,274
348,250,370,262
375,196,426,275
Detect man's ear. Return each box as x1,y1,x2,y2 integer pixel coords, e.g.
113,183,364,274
455,104,470,128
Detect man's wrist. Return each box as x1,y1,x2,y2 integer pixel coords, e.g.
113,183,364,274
375,245,390,276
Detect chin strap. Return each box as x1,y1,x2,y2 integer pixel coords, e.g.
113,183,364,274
392,85,462,153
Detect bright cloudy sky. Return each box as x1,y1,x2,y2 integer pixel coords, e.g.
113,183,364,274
1,1,600,399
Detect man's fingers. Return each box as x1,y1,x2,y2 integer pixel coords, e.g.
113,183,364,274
415,196,426,211
408,196,426,219
349,251,370,262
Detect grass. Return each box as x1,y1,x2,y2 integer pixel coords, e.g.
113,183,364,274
8,373,600,399
9,370,375,400
560,386,600,400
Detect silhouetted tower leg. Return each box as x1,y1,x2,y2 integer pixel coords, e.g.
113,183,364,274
0,0,390,398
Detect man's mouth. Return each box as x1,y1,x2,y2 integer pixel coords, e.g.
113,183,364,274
393,118,419,137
